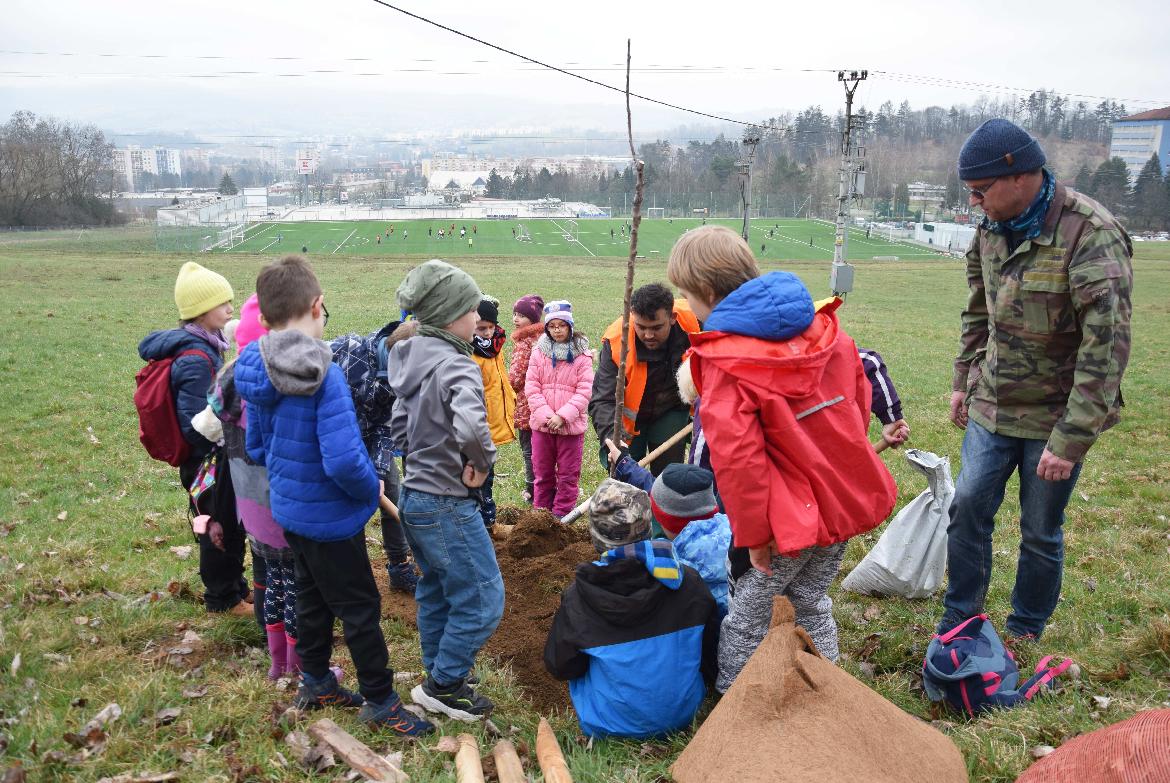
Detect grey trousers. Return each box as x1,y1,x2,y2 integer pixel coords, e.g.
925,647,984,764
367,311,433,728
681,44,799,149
716,542,847,693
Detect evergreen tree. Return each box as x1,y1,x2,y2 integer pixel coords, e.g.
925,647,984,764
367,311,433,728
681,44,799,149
1074,163,1093,196
894,183,911,217
484,168,506,198
1090,157,1130,217
218,173,238,195
1131,154,1169,231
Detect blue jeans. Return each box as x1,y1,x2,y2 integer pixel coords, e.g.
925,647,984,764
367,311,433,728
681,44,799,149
399,488,505,685
940,421,1082,639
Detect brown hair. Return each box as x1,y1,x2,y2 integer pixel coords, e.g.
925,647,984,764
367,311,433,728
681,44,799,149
667,225,760,302
255,255,322,327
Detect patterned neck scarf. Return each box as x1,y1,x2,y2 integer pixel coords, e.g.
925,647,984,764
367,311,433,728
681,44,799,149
595,539,684,590
472,325,506,359
183,322,228,354
985,168,1055,246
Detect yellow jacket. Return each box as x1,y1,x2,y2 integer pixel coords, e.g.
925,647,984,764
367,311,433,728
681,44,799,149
474,351,517,445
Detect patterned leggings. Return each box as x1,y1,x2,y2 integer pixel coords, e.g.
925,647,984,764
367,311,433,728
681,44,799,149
262,556,298,639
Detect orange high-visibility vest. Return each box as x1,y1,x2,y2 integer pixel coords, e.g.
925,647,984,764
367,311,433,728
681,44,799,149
602,301,700,438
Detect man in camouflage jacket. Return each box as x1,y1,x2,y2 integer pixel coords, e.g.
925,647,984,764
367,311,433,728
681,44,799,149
940,119,1132,640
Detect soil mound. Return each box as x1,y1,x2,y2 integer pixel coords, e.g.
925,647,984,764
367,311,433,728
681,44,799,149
374,506,594,714
502,508,578,558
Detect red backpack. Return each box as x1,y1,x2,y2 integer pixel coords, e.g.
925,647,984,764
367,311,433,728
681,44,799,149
134,349,213,467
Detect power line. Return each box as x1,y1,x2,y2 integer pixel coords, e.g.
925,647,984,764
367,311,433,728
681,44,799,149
871,70,1169,107
364,0,759,127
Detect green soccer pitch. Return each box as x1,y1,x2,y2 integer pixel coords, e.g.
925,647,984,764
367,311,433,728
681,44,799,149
221,217,948,262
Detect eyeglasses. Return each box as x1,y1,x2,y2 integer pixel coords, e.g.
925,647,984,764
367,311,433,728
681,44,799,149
966,178,1001,200
320,300,329,327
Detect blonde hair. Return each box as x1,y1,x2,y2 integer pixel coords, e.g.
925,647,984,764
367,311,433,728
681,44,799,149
667,225,760,301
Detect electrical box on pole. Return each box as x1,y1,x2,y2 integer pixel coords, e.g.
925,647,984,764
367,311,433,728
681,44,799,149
832,69,866,298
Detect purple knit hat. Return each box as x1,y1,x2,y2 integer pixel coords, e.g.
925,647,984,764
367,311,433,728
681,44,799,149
513,294,544,324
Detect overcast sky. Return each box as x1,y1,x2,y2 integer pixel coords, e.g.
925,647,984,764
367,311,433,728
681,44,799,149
3,0,1167,139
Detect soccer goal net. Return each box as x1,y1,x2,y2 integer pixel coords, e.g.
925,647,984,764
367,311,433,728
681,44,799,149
646,207,665,219
516,224,532,242
207,222,249,251
561,219,579,242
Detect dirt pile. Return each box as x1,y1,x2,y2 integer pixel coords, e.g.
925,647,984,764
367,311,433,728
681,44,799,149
375,506,594,714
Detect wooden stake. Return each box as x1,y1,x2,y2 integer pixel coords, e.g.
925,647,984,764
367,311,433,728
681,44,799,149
454,734,485,783
536,717,573,783
379,494,400,522
307,718,409,783
613,37,646,478
491,739,526,783
560,422,693,524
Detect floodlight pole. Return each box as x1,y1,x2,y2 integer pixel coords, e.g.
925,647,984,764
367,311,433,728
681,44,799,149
739,126,762,242
831,69,867,298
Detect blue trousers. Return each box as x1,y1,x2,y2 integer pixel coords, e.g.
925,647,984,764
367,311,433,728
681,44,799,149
940,421,1082,639
400,488,504,686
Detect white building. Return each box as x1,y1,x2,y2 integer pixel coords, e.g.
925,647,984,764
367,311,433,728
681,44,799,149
1109,107,1170,181
914,222,976,253
113,146,182,189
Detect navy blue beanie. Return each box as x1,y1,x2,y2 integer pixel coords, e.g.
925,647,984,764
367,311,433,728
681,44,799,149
958,119,1046,181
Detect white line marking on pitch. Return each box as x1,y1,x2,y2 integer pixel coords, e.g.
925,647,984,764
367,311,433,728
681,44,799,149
333,228,358,255
549,220,595,256
258,237,281,252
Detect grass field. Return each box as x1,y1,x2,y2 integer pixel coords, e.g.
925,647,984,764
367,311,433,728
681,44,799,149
0,235,1168,782
219,217,947,262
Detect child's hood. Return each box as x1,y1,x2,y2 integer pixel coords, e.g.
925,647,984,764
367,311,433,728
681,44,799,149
702,271,815,339
138,328,212,362
689,296,843,399
235,330,333,403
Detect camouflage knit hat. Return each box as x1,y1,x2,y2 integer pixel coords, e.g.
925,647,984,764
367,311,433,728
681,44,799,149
588,479,652,553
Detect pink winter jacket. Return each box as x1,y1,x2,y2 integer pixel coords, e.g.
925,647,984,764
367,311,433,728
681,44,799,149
525,336,595,436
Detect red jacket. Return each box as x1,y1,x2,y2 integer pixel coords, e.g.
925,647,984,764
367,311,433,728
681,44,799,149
688,300,896,553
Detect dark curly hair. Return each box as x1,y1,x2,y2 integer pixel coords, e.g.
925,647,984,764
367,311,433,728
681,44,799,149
630,283,674,320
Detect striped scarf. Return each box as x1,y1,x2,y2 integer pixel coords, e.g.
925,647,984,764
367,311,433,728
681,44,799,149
595,539,684,590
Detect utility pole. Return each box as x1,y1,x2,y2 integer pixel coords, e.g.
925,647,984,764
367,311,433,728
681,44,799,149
831,69,867,297
738,125,762,241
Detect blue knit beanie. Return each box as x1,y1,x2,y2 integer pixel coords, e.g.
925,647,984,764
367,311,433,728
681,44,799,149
958,119,1046,181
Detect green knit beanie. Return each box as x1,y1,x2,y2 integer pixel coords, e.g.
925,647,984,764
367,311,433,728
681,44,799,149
396,259,481,327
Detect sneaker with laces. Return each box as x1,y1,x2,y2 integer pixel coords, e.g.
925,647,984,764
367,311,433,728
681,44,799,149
294,670,364,710
410,676,493,722
358,693,435,737
386,561,419,594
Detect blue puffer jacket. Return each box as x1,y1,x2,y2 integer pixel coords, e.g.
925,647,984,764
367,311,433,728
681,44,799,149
235,330,379,542
672,515,732,618
138,328,224,461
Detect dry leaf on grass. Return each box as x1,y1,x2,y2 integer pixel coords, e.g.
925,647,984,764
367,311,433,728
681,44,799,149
1030,745,1055,759
169,546,192,560
863,604,882,621
153,707,181,726
56,511,67,521
181,685,208,699
95,773,179,783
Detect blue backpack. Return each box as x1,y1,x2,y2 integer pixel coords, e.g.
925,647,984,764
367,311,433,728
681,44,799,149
922,614,1071,716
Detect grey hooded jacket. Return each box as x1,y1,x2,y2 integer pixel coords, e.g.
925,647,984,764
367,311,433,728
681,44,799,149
388,334,496,497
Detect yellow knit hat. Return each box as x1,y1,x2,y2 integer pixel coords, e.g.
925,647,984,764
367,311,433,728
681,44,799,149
174,261,234,320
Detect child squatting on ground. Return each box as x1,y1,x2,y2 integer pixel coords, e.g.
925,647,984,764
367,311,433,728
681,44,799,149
525,300,594,519
235,256,432,736
138,261,250,616
666,225,898,692
544,479,719,738
471,295,516,527
388,259,504,721
507,294,546,503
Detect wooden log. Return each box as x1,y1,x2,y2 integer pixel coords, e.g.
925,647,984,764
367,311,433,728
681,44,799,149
560,422,694,524
536,718,573,783
454,734,484,783
307,718,408,783
491,739,526,783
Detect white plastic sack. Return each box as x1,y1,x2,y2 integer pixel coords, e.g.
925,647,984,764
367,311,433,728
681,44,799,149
841,449,953,599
